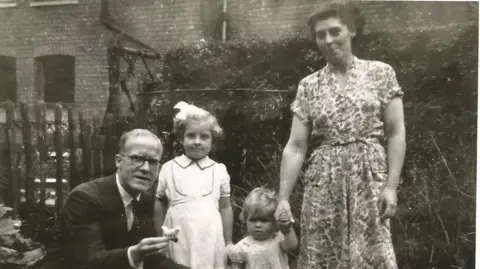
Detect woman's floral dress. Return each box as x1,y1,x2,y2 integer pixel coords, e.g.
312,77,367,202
291,56,403,269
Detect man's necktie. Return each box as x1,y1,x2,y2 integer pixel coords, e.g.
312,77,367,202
131,198,141,233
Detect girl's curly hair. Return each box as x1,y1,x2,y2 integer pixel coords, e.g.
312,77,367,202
240,187,279,223
172,104,224,143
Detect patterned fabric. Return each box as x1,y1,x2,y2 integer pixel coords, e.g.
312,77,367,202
228,233,290,269
291,56,403,269
156,155,231,269
130,199,140,233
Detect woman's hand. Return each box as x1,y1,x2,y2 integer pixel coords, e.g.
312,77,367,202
275,200,294,224
378,186,397,222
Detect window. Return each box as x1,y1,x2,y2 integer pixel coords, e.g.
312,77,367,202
0,56,17,102
0,0,17,8
30,0,78,7
35,55,75,103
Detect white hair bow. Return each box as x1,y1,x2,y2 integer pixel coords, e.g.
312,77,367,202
174,101,190,120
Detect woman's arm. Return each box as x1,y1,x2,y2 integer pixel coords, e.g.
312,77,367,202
276,115,310,221
153,198,168,236
219,196,234,245
278,115,310,200
379,97,406,220
384,97,406,189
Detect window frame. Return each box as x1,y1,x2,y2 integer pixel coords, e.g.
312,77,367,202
30,0,79,7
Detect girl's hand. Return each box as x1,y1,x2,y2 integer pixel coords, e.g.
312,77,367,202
378,186,397,222
275,200,294,223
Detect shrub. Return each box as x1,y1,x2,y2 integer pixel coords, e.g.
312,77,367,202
144,24,476,269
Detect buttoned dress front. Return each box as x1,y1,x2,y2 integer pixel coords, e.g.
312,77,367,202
291,56,403,269
156,155,231,269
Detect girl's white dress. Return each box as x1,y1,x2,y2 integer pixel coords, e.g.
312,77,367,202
156,155,231,269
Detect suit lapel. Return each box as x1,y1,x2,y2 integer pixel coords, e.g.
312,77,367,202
100,175,129,233
100,174,156,238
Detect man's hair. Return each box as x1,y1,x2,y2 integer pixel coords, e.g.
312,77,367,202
118,129,162,154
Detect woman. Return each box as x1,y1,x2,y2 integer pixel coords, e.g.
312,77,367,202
274,2,406,269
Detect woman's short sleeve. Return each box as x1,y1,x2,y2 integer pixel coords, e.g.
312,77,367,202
380,65,403,109
218,163,231,197
156,164,168,199
290,79,310,125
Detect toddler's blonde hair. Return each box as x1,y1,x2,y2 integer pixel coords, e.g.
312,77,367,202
240,187,279,223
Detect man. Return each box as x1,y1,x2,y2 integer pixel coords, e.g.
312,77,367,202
36,129,189,269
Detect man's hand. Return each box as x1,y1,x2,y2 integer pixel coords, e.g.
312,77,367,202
130,237,170,264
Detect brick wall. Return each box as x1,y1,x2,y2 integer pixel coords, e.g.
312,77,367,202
0,0,476,115
106,0,478,49
0,0,111,116
227,0,478,40
108,0,205,51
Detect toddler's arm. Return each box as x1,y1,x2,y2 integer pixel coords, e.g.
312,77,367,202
278,218,298,252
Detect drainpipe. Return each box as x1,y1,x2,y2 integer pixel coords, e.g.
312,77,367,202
222,0,228,42
100,0,159,53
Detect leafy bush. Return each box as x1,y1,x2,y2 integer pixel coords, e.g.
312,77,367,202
144,24,476,269
0,205,45,269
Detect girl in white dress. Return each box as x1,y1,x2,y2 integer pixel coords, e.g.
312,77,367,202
154,102,234,269
226,188,298,269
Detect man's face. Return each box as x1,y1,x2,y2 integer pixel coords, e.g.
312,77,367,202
115,135,163,196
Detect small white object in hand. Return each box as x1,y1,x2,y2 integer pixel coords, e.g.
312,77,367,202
161,225,181,242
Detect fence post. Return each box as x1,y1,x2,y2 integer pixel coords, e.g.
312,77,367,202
4,101,20,216
20,102,34,205
67,106,80,189
80,112,93,182
36,102,47,220
54,104,64,217
92,116,102,178
103,113,117,176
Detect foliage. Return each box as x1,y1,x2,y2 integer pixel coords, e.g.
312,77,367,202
1,23,475,269
144,24,477,269
0,205,45,269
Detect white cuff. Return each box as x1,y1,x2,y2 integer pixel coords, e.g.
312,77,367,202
127,246,144,269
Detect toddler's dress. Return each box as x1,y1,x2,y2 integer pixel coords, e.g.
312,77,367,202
228,233,290,269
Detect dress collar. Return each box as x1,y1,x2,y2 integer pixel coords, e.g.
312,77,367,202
115,173,141,208
174,154,215,170
325,55,359,73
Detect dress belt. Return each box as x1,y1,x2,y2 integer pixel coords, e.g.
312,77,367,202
308,137,386,173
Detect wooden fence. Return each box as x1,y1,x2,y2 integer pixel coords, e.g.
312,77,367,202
0,100,143,220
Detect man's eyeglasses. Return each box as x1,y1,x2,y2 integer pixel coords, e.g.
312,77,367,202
120,154,161,169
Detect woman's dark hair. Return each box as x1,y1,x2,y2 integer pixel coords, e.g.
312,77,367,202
307,1,366,41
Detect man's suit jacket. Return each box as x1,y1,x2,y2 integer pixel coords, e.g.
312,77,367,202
35,174,188,269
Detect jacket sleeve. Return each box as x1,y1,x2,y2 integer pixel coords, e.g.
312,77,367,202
62,189,131,269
